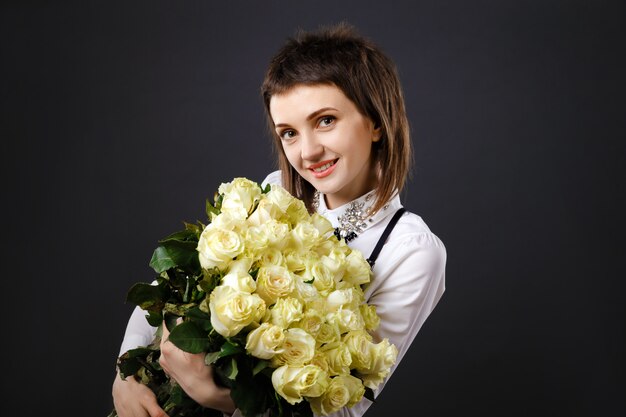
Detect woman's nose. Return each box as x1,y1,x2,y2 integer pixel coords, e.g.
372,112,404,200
300,133,324,161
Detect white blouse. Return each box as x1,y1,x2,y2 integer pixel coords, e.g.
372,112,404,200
118,170,446,417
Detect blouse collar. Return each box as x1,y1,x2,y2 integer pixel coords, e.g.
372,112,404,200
314,190,403,241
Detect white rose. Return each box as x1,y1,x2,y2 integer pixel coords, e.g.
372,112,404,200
221,269,256,293
341,374,365,407
208,285,265,337
271,328,316,367
362,338,398,375
265,184,295,214
270,297,304,329
309,374,364,416
310,213,334,237
359,304,380,331
293,274,319,303
211,211,242,232
325,289,356,312
265,219,291,250
359,372,385,391
243,225,270,253
315,322,340,347
302,261,334,296
343,250,371,286
342,329,374,370
344,334,398,389
218,177,262,220
258,248,285,268
285,198,309,225
294,310,324,338
271,365,329,405
290,222,320,250
316,236,350,257
305,298,327,315
326,307,364,334
285,251,307,273
245,322,285,360
321,247,348,282
227,257,252,275
246,198,280,227
256,265,294,305
320,342,352,376
310,352,330,373
197,224,244,270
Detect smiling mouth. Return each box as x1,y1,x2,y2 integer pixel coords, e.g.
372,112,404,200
312,160,336,172
309,159,338,178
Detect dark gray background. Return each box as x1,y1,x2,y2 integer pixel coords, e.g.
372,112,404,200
2,1,624,416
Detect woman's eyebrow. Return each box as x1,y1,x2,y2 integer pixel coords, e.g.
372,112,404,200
275,107,338,128
306,107,338,121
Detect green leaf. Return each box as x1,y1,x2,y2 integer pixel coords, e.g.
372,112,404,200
219,340,244,358
199,268,222,293
163,302,196,317
117,347,152,378
161,241,201,273
146,311,163,327
167,321,209,354
230,363,275,417
206,199,220,219
126,282,166,311
226,357,239,380
364,386,376,402
184,221,204,235
252,360,270,376
149,241,200,275
169,383,186,406
262,183,271,194
204,351,221,365
185,306,213,332
149,246,176,273
164,313,179,332
215,193,223,210
159,228,198,244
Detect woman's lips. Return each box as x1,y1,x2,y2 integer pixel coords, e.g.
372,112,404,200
309,159,338,178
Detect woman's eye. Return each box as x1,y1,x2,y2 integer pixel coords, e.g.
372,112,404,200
319,116,335,127
280,130,296,140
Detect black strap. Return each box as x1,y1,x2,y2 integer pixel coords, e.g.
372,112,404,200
367,208,407,268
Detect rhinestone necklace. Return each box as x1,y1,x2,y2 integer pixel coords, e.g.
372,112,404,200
312,191,379,243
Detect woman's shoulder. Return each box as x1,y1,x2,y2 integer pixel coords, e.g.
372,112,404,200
389,210,446,253
261,170,282,187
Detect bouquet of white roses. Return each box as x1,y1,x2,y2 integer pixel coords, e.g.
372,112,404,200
111,178,397,417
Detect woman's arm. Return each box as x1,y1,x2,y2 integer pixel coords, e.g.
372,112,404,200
159,323,236,414
112,370,167,417
113,306,162,417
368,231,446,376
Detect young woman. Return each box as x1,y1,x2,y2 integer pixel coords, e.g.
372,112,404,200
112,23,446,417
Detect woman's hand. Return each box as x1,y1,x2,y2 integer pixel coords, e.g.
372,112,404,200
160,322,236,414
112,370,167,417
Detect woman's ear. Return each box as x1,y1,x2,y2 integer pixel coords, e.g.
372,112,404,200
372,124,382,142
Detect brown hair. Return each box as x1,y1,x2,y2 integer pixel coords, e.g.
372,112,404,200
261,22,412,214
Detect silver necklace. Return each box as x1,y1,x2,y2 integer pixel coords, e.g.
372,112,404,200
313,191,376,242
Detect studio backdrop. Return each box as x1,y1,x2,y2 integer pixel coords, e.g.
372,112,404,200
2,1,624,416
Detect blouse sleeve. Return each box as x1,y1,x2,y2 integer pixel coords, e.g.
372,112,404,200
118,305,157,357
369,231,446,369
326,230,446,417
261,170,282,187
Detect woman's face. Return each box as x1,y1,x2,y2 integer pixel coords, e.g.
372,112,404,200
269,84,381,209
